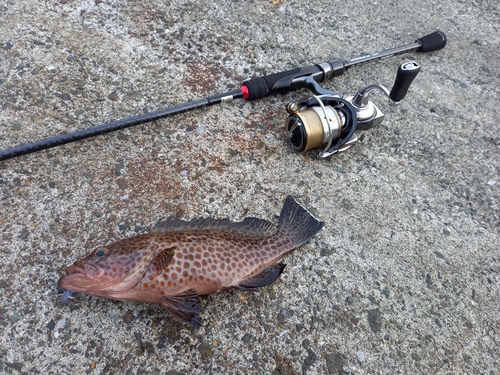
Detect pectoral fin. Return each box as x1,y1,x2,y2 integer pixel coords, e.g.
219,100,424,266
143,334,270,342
236,263,286,292
160,289,201,327
151,246,176,276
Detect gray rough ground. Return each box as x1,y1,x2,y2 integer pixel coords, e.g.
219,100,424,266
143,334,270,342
1,0,499,374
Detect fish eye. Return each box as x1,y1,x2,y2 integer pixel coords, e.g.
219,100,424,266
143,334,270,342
94,247,108,257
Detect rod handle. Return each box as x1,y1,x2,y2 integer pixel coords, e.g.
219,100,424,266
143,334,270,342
241,65,322,101
416,30,447,52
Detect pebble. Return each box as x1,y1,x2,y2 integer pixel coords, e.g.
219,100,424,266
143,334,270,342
108,91,119,101
381,287,391,298
320,247,334,256
122,309,136,324
56,318,66,329
356,350,366,361
434,251,446,259
46,320,56,330
302,338,310,349
197,341,213,360
10,313,20,324
241,333,251,343
367,308,381,333
301,349,317,374
411,351,421,361
325,351,345,374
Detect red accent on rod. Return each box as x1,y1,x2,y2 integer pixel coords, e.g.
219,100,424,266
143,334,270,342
241,85,250,100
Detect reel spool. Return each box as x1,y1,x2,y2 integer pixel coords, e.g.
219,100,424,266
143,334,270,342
286,96,358,158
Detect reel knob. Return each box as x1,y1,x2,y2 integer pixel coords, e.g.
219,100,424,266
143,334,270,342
389,61,421,102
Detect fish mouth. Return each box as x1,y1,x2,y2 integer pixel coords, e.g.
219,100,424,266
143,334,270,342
58,261,102,291
65,261,101,277
64,261,85,275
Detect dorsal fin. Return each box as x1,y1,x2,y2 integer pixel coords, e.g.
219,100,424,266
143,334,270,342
151,216,276,238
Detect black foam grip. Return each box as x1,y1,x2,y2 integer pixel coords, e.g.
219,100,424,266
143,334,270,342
242,66,321,101
416,31,447,52
242,77,269,101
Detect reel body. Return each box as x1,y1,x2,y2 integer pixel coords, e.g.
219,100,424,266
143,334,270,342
285,61,421,157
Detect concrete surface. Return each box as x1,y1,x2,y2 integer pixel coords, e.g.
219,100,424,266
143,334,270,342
1,0,499,374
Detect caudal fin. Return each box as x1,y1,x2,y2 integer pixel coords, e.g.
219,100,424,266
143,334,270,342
278,196,324,247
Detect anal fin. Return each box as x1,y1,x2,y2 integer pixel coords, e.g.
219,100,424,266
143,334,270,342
236,263,286,292
160,289,201,327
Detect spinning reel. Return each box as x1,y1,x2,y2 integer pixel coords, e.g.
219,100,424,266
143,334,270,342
285,61,421,157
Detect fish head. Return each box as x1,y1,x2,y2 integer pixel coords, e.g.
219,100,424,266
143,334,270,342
58,235,156,298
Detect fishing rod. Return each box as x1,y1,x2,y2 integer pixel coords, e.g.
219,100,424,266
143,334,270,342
0,31,446,162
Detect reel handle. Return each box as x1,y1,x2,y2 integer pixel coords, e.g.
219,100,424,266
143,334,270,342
389,62,421,102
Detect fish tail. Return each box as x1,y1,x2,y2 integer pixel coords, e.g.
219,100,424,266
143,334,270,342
278,196,324,247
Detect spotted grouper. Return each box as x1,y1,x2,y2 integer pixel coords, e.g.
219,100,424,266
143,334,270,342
58,196,323,326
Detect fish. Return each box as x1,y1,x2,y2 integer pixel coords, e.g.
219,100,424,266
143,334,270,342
58,196,323,326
